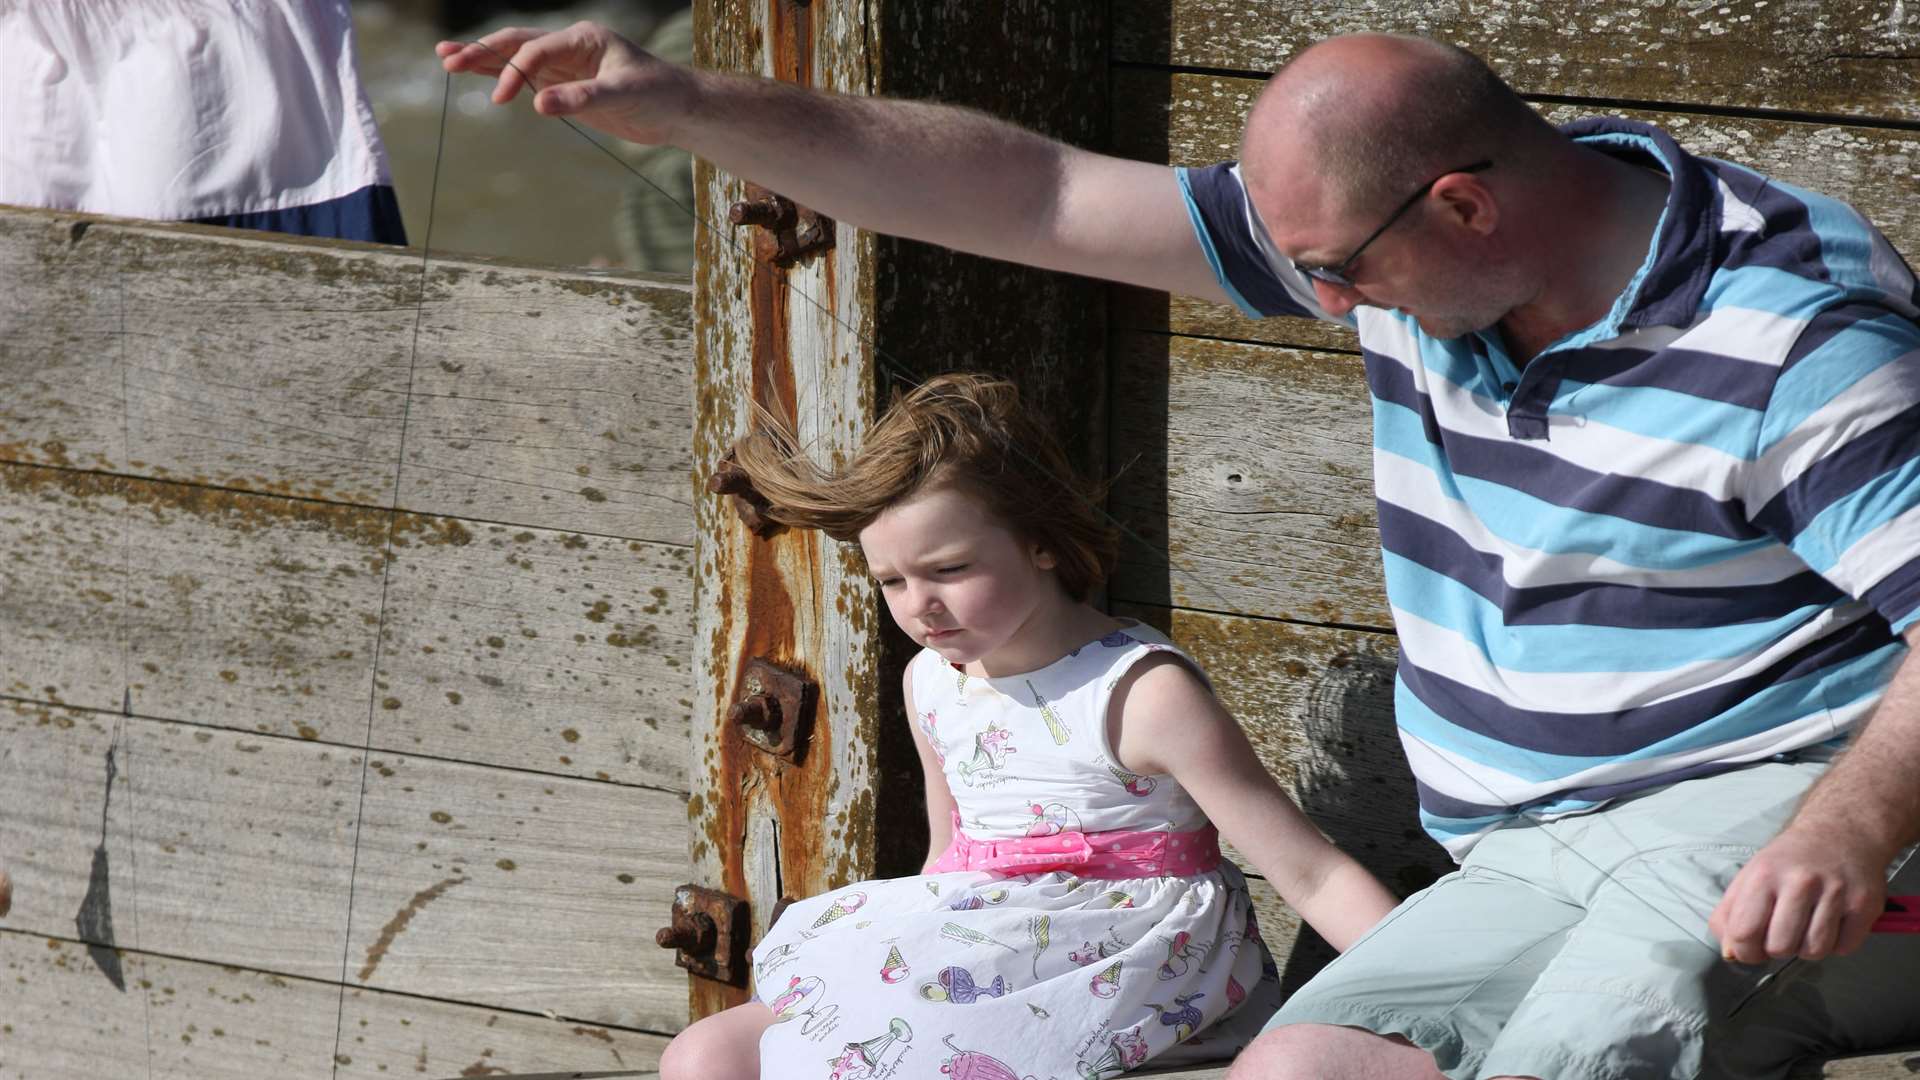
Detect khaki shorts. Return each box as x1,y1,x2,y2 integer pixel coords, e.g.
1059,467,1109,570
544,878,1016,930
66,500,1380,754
1267,760,1920,1079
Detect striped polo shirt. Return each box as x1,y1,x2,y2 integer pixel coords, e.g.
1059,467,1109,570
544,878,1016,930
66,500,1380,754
1179,117,1920,857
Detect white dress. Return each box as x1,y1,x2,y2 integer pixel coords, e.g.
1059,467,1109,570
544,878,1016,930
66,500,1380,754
752,622,1283,1080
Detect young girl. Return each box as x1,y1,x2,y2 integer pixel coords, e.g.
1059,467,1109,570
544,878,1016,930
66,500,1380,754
660,375,1397,1080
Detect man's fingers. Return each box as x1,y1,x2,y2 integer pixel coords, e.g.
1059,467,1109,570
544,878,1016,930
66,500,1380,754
437,28,544,77
1762,882,1818,959
1796,887,1851,959
534,79,604,117
1711,875,1776,964
1832,885,1885,957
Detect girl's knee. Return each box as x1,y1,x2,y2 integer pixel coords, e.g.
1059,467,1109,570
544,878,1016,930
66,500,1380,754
658,1005,769,1080
658,1025,745,1080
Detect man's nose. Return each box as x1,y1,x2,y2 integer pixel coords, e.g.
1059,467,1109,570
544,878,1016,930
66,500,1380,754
1311,276,1363,317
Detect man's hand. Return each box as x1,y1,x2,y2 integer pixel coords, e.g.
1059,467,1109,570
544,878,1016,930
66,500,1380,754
437,22,694,146
1709,823,1891,963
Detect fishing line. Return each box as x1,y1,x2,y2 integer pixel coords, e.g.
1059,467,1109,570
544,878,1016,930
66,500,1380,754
327,67,453,1080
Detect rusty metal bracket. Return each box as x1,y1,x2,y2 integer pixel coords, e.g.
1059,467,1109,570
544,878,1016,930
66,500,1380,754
707,448,782,538
730,183,834,267
730,656,817,762
654,883,750,986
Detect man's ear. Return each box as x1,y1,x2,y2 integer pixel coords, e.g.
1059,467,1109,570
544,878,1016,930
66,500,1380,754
1435,172,1499,237
1032,544,1058,571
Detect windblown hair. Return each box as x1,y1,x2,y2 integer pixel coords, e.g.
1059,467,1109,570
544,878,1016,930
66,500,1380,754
729,374,1118,601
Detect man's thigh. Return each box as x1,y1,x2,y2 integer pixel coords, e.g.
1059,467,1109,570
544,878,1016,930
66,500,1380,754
1265,853,1583,1080
1268,762,1872,1080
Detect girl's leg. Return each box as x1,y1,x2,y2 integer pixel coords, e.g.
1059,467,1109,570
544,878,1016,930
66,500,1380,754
657,1001,776,1080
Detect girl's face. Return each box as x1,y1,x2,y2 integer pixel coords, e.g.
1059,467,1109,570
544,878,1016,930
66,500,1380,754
858,484,1062,671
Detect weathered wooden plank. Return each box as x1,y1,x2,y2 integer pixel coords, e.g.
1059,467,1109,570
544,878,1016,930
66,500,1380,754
1111,72,1920,351
1109,335,1385,629
0,461,694,784
0,206,695,544
0,466,132,715
344,748,690,1031
398,265,695,544
1114,1,1920,123
374,520,693,789
1806,1049,1920,1079
0,461,389,744
0,704,690,1030
0,213,132,479
0,704,361,982
0,932,668,1080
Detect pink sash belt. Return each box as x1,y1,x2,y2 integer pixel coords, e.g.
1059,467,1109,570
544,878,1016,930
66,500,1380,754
927,811,1221,879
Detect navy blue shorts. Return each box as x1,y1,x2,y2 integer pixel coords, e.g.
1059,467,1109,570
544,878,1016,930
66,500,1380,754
190,183,406,246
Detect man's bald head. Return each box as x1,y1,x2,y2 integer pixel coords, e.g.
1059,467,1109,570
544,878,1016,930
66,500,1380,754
1244,35,1555,218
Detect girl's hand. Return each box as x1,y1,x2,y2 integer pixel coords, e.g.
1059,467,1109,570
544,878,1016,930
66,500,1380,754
437,22,697,146
1109,655,1399,951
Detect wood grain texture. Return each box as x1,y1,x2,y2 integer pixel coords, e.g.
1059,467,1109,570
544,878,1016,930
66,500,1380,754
0,207,694,544
0,461,693,784
1114,0,1920,122
1110,71,1920,351
0,931,668,1080
0,705,690,1031
344,749,690,1031
1109,334,1385,629
0,460,389,741
373,520,694,788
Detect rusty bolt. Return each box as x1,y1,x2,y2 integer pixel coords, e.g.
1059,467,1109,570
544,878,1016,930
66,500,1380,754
729,196,790,229
655,910,716,953
706,454,754,495
729,692,782,733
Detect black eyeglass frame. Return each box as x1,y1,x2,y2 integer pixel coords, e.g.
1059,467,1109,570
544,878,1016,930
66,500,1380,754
1295,160,1493,288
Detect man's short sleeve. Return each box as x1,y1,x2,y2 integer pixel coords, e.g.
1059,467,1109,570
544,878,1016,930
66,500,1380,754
1177,162,1336,323
1747,308,1920,633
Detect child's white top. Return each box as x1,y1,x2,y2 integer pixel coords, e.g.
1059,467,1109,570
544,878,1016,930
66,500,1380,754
921,621,1211,840
1,0,391,219
750,621,1283,1080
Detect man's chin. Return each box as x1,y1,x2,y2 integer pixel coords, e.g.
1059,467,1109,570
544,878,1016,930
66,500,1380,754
1413,313,1489,340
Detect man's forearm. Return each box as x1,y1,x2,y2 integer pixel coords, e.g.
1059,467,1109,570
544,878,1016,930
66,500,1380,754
1789,629,1920,862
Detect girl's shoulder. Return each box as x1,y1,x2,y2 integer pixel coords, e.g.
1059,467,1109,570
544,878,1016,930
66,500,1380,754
1067,620,1212,693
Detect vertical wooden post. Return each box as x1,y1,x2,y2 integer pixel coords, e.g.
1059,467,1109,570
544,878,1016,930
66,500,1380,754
689,0,1108,1019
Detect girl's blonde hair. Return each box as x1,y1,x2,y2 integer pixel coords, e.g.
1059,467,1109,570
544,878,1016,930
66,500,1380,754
729,374,1118,601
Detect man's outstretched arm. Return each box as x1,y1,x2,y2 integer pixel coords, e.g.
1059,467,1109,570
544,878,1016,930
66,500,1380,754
1711,624,1920,962
438,22,1232,304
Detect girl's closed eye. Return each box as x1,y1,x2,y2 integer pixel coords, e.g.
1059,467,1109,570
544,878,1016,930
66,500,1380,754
935,564,969,575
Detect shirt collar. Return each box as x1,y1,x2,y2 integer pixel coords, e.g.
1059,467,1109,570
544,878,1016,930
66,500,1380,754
1557,116,1718,332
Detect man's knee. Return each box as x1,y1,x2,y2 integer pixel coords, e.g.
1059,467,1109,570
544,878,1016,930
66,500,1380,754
1226,1022,1443,1080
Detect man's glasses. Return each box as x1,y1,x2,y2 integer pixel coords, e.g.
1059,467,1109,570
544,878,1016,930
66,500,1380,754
1295,160,1493,289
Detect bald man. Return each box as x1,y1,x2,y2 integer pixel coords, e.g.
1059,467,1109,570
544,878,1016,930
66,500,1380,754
443,25,1920,1080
